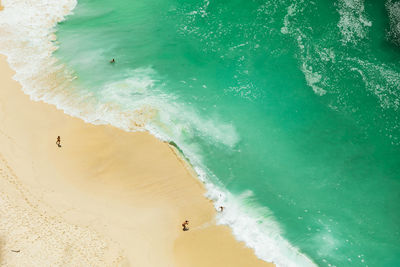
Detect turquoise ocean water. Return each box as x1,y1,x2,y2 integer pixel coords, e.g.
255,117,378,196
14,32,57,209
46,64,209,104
53,0,400,266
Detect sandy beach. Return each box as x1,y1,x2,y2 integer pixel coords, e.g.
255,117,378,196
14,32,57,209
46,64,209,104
0,54,274,266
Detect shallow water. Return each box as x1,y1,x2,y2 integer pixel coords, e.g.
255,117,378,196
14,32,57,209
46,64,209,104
51,0,400,266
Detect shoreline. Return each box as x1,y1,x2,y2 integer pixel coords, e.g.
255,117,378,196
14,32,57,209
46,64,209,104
0,54,274,266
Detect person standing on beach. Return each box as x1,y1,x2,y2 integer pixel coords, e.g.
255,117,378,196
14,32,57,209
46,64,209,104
56,136,61,147
182,220,189,231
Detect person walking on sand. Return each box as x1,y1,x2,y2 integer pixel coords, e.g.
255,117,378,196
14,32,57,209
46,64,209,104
182,220,189,231
56,136,61,147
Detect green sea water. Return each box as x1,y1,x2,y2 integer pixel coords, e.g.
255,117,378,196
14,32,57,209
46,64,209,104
54,0,400,266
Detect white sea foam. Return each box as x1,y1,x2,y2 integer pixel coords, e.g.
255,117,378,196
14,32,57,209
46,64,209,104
94,71,241,148
348,58,400,146
337,0,372,45
386,0,400,46
187,0,209,18
280,2,328,97
0,0,316,266
0,0,81,121
301,63,326,96
351,58,400,110
280,3,298,35
203,179,317,267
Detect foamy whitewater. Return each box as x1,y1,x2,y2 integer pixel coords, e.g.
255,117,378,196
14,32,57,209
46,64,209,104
1,0,400,266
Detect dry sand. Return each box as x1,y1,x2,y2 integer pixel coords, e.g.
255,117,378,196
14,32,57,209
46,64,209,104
0,54,274,266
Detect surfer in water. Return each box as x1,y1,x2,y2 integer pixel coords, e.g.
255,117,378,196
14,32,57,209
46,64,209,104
110,58,115,63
